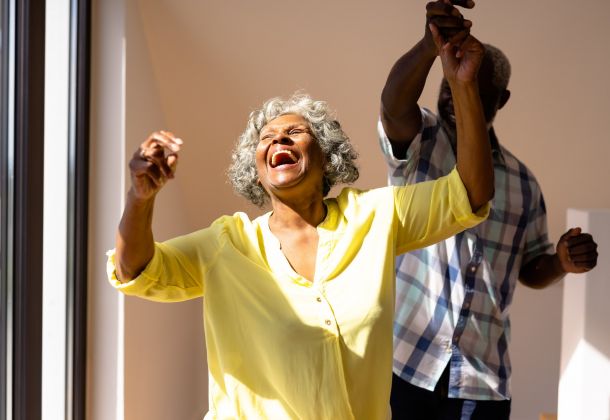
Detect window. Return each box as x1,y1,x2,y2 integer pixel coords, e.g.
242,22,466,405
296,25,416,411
1,1,89,418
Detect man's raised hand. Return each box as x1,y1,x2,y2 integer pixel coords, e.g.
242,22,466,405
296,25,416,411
424,0,474,54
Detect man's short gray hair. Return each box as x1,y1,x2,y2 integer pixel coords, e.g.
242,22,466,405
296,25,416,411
228,93,359,207
484,44,511,91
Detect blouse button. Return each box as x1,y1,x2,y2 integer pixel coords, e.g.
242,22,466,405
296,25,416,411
325,320,332,326
316,297,322,302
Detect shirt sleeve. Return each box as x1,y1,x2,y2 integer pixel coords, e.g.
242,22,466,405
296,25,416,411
521,188,554,265
377,108,437,184
393,167,490,255
106,221,225,302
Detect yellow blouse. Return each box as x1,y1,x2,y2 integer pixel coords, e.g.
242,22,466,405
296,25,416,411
107,168,488,419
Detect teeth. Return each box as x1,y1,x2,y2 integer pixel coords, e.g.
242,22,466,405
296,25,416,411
271,150,297,167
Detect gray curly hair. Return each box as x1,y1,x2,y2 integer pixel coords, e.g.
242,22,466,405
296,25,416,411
228,93,359,207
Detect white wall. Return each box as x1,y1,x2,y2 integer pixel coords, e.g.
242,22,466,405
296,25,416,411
90,0,610,418
558,209,610,420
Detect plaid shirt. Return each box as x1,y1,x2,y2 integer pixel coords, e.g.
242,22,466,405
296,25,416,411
378,108,553,400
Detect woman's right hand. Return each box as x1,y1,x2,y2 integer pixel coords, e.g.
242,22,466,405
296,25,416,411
129,130,183,200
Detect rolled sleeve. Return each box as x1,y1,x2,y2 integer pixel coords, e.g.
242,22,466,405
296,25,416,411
447,167,490,227
106,241,204,302
394,167,489,255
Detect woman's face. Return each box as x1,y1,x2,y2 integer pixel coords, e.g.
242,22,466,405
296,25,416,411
255,114,326,200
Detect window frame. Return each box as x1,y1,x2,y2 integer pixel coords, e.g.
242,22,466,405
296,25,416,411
0,0,90,418
66,0,90,418
11,0,46,418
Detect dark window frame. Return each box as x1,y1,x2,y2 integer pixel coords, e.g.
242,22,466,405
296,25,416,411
11,0,46,418
1,0,90,418
67,0,90,418
0,0,10,415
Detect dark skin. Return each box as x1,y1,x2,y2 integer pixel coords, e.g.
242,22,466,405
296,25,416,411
115,116,329,283
380,0,598,288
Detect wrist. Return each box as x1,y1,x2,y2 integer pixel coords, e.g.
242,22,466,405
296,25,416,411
448,79,479,91
127,187,156,208
552,253,567,276
419,37,438,61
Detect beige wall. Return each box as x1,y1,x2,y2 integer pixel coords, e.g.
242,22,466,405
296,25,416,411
91,0,610,419
123,2,207,419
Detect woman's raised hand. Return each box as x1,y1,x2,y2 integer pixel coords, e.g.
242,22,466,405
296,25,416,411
129,130,183,200
428,19,484,86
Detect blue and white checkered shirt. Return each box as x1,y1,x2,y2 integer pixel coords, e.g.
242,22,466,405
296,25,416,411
379,108,553,400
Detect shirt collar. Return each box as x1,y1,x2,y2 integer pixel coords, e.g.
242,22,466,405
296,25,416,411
439,115,506,165
488,127,506,164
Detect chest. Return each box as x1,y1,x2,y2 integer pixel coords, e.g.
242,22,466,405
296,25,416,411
273,228,319,282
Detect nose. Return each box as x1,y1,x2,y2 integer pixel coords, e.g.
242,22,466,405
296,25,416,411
271,132,292,145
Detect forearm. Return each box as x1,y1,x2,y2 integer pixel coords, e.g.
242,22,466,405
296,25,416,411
519,253,566,289
380,39,437,147
115,189,156,282
452,81,494,211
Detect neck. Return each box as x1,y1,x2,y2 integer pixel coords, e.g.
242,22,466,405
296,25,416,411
441,116,496,146
269,194,327,230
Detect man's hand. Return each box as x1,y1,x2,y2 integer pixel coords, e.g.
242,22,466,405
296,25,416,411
129,130,182,201
556,227,599,274
429,22,485,85
424,0,473,56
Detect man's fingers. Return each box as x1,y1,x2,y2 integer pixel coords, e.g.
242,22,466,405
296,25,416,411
561,227,582,241
572,258,598,271
427,0,473,16
569,253,598,264
428,23,445,50
428,16,467,29
566,233,594,247
449,0,475,9
566,238,598,261
427,2,463,19
560,230,598,272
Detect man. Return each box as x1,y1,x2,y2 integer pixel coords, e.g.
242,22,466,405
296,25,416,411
378,1,599,419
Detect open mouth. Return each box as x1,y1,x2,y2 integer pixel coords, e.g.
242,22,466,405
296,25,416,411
269,149,298,168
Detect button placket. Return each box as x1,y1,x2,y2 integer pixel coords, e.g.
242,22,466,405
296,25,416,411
314,288,337,331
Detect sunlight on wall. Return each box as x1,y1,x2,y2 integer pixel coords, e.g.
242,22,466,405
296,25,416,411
559,340,610,420
558,209,610,420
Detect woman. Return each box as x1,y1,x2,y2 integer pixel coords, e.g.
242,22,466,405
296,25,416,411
108,28,493,419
